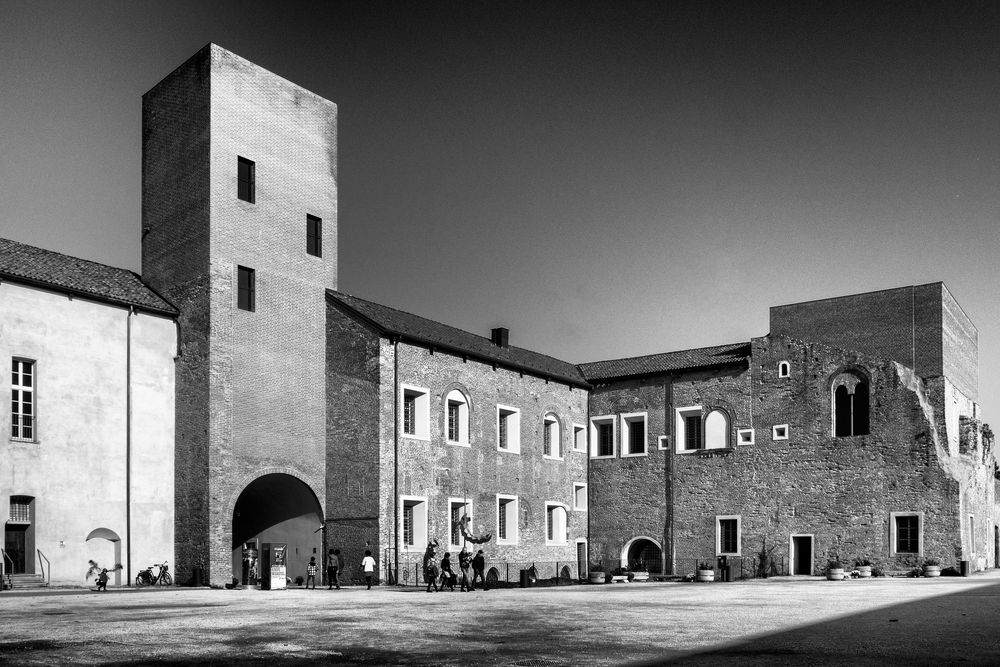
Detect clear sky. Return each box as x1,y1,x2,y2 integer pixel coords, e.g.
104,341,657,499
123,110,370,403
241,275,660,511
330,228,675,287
2,1,998,420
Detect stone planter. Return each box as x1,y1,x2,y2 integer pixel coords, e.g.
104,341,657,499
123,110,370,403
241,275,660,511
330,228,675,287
923,565,941,578
696,569,715,582
611,575,629,583
827,568,845,581
589,571,606,584
631,571,650,582
857,566,872,578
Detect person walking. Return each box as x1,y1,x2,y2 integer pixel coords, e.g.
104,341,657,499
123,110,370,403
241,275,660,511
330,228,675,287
471,549,487,591
440,552,455,592
361,550,377,590
305,556,318,589
327,548,341,589
458,547,472,592
423,541,440,592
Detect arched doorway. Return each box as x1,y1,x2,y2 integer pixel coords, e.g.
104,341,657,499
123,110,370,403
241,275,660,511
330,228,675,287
623,536,663,573
85,528,122,587
231,474,323,587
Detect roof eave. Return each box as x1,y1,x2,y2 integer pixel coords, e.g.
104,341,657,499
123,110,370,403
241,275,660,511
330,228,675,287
0,273,179,317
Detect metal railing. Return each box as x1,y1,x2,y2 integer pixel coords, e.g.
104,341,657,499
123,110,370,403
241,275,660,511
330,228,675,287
37,549,50,585
397,554,582,588
1,549,12,590
674,556,790,579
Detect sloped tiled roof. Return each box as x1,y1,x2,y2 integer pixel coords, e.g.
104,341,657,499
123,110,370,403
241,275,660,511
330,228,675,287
327,290,589,388
0,238,177,315
578,341,751,382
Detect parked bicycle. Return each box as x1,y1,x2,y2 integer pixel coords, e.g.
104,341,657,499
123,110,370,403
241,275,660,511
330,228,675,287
135,562,172,587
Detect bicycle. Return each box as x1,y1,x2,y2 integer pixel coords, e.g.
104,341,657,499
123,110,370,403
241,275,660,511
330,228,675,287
135,562,172,587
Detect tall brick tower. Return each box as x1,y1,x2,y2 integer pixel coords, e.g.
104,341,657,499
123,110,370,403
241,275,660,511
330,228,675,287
141,44,337,585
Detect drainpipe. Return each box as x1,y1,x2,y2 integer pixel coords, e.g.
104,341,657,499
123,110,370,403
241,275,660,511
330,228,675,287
393,338,400,584
126,307,134,584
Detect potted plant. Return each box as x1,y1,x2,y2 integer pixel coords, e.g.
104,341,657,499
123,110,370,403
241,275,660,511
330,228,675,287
611,567,629,583
588,563,606,584
696,562,715,582
630,559,650,582
826,560,845,581
854,558,873,578
922,558,941,577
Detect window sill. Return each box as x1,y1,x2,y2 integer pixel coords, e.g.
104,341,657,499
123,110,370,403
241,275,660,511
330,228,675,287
573,506,588,512
543,455,564,461
446,440,471,448
402,434,431,442
10,437,37,444
497,447,521,454
590,454,616,460
621,451,648,458
545,541,568,547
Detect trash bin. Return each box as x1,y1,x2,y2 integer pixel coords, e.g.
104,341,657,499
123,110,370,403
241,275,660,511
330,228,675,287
960,560,970,577
717,556,730,582
519,569,534,588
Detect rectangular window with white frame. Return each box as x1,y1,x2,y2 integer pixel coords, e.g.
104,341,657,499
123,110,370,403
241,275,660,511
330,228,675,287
11,359,35,441
590,416,615,458
400,384,430,440
497,405,521,453
444,389,469,446
573,424,586,452
545,503,568,545
891,512,922,555
675,406,703,452
621,412,647,456
448,498,472,549
573,483,587,511
716,515,741,555
496,494,518,544
400,496,428,552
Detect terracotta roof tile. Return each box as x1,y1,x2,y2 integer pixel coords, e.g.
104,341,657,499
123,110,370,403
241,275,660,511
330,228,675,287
578,342,751,381
0,238,177,315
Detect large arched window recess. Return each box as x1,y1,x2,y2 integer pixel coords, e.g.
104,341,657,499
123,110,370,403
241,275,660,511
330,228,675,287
832,371,870,437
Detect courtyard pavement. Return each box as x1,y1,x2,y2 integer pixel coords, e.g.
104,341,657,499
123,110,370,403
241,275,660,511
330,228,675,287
2,572,1000,665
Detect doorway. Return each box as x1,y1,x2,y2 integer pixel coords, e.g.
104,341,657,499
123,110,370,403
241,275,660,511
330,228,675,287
231,474,322,586
4,524,27,573
790,534,813,575
576,541,587,578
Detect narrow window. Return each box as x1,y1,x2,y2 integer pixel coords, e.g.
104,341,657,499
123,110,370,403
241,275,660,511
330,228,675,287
497,406,519,452
573,483,587,511
896,515,920,553
306,214,322,257
448,401,460,442
499,412,508,449
598,423,613,456
705,410,730,449
685,415,703,450
622,413,647,455
403,503,414,546
403,394,416,435
450,502,464,546
11,360,34,441
546,504,567,544
497,496,518,543
237,156,255,203
834,373,870,437
778,361,790,378
237,266,255,312
543,414,560,458
543,420,552,456
718,518,739,554
573,425,586,452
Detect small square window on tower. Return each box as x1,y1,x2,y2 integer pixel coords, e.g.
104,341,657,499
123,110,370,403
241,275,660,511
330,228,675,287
237,156,255,203
237,266,256,312
306,215,322,257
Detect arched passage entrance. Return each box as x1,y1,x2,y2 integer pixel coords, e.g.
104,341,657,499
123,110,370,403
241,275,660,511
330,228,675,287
232,474,323,587
85,528,122,587
623,536,663,573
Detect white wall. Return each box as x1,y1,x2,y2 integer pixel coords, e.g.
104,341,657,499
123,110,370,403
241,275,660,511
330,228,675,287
0,282,175,586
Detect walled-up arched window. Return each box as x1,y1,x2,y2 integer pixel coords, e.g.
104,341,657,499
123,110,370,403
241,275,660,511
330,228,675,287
833,372,870,437
705,409,730,449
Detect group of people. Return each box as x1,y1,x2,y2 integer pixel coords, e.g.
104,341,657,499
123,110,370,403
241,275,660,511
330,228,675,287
423,541,488,592
303,548,377,590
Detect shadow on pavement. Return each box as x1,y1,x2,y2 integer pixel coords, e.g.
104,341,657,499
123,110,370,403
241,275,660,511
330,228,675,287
644,580,1000,666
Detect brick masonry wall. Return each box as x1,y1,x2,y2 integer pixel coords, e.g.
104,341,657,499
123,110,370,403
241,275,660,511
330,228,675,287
141,45,213,583
390,342,589,573
325,302,383,573
941,284,979,402
769,283,946,382
143,45,337,584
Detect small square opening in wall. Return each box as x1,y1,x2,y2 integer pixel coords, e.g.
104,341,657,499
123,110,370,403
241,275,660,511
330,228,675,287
737,429,754,445
772,424,789,441
658,435,669,450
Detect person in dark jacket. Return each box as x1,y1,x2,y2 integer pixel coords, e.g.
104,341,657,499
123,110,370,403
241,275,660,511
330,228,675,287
439,552,456,591
471,549,487,591
458,547,473,592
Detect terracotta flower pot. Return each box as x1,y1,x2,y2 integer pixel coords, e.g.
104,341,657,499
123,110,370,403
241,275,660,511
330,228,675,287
696,569,715,582
857,566,872,578
923,565,941,577
827,568,845,581
589,571,606,584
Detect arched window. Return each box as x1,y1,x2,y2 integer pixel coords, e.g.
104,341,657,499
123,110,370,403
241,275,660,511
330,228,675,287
833,372,870,437
543,413,561,458
705,409,730,449
777,361,790,378
444,389,469,445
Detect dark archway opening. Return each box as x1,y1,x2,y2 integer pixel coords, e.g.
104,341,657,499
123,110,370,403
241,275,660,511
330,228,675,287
232,474,322,587
627,538,662,573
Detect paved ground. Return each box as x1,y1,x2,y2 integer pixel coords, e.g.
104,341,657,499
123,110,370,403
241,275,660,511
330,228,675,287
2,573,1000,665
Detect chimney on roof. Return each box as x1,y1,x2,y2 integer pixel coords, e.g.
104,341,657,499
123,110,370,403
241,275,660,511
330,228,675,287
491,327,509,348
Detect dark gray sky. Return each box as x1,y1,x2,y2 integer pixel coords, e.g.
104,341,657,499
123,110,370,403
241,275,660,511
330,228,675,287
2,1,998,420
